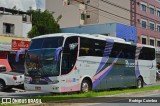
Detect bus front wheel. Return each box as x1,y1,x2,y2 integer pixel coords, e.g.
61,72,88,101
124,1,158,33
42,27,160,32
137,77,143,88
81,80,91,92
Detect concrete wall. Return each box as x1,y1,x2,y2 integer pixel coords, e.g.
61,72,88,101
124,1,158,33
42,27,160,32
0,15,23,36
46,0,131,28
22,23,32,38
61,23,136,42
46,0,80,28
61,23,116,34
85,0,99,25
98,0,130,25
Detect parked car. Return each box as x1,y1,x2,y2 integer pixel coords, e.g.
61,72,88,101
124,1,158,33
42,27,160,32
0,65,24,91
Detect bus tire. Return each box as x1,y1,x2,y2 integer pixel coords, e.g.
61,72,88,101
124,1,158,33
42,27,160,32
0,80,5,92
81,79,91,93
137,77,143,88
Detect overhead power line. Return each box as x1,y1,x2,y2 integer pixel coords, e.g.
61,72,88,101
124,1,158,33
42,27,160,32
101,0,160,23
74,0,132,22
71,0,160,31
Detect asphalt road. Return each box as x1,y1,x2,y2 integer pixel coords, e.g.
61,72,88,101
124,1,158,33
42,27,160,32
89,92,160,106
0,89,50,98
0,81,159,106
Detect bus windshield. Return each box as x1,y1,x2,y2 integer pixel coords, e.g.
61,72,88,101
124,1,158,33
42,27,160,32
25,37,64,77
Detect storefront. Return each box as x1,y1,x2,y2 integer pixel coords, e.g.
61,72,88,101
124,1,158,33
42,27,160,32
0,36,30,72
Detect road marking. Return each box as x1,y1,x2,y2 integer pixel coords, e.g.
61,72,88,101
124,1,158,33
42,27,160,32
12,88,26,92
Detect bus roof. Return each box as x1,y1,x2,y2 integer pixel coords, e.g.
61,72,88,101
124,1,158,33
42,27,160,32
32,33,127,43
137,43,155,48
32,33,155,48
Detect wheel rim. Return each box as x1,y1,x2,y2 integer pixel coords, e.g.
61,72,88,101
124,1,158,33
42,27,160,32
137,79,142,88
82,82,89,92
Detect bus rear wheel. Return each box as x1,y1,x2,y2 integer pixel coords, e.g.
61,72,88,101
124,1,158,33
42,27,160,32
137,77,143,88
81,80,91,92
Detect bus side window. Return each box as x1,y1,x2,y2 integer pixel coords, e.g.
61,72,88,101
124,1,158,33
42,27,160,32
79,37,105,57
110,43,122,58
139,47,155,60
120,51,124,58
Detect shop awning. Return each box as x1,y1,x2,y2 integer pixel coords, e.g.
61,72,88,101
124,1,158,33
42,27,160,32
0,43,16,51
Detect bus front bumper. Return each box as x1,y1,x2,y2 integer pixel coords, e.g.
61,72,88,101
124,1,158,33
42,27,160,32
24,83,61,92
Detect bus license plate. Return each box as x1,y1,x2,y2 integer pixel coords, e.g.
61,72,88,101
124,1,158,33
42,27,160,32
35,86,41,90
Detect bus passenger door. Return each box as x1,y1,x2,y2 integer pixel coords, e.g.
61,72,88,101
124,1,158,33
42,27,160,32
61,37,78,91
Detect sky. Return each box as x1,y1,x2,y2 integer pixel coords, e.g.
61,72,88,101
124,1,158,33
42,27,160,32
0,0,45,11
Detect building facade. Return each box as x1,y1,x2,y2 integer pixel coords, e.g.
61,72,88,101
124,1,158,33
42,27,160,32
0,7,31,47
45,0,130,28
131,0,160,47
0,7,32,38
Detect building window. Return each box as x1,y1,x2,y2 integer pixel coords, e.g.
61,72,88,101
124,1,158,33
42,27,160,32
86,0,90,3
149,6,155,14
22,15,27,22
157,9,160,17
149,22,155,30
3,23,14,34
157,40,160,47
141,19,147,28
140,2,147,12
157,24,160,32
86,15,90,18
141,36,147,44
150,38,155,46
81,13,85,20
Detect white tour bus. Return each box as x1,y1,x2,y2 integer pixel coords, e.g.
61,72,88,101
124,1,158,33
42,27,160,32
24,33,156,92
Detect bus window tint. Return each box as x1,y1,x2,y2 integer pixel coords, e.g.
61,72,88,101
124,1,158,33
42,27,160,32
94,40,106,56
139,47,155,60
80,38,93,56
79,37,105,57
29,38,44,49
110,43,136,59
122,44,136,59
42,37,64,48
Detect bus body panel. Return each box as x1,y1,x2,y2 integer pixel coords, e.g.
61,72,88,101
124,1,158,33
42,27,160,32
135,60,157,84
24,33,157,92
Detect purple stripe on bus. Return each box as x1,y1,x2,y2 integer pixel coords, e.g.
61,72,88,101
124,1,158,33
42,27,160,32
135,61,140,78
93,65,113,89
96,39,114,73
96,57,108,73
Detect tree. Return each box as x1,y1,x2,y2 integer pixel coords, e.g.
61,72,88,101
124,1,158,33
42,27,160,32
27,9,61,38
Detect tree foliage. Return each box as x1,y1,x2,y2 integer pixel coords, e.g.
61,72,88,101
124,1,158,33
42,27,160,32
27,9,61,38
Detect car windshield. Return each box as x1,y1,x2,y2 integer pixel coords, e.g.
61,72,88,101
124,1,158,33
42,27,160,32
0,66,6,72
25,37,64,77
